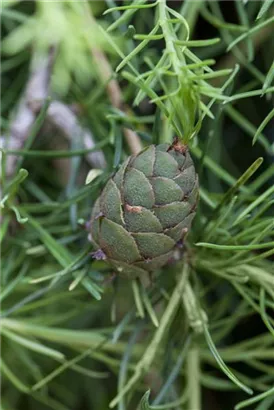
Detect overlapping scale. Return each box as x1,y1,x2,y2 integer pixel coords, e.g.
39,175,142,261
90,142,198,278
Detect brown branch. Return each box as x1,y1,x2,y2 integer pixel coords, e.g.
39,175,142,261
2,50,55,178
47,101,106,169
1,48,106,181
84,2,143,155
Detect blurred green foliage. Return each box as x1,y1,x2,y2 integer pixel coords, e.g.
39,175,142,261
1,1,274,410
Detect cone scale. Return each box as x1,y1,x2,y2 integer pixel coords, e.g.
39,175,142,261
90,141,198,278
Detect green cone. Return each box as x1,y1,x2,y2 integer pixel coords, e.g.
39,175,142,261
90,142,198,278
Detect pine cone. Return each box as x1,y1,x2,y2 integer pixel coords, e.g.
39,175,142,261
90,143,198,278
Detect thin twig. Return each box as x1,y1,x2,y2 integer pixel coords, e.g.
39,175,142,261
83,2,143,155
187,348,201,410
